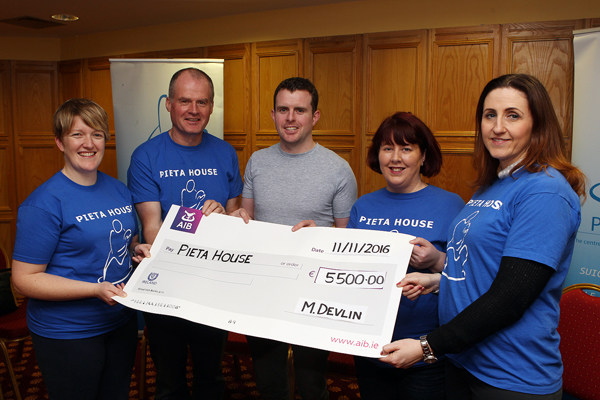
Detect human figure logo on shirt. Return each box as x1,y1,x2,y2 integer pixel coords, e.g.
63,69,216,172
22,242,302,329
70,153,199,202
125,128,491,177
181,179,207,210
442,211,479,282
100,219,134,284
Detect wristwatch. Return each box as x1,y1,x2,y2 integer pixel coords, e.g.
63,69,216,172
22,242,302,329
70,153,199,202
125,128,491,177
420,335,438,364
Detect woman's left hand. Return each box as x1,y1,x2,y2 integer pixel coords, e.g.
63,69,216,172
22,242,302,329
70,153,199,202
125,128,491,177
132,244,152,263
202,200,225,216
397,272,441,300
96,282,127,306
379,338,423,368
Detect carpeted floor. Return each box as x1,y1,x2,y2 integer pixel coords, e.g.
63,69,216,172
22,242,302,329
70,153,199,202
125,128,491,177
0,339,360,400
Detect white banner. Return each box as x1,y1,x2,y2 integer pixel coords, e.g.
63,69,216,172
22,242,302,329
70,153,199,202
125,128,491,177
109,59,224,184
117,206,413,357
564,28,600,288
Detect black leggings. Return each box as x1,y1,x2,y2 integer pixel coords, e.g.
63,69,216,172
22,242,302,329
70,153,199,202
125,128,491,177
31,315,138,400
446,361,562,400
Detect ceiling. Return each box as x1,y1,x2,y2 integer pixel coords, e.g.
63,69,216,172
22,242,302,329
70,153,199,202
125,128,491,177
0,0,357,38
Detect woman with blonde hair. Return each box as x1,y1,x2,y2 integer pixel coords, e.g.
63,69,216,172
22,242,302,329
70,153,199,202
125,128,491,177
12,98,150,400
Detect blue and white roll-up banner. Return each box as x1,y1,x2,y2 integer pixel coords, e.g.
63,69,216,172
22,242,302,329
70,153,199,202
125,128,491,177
109,59,224,184
563,28,600,288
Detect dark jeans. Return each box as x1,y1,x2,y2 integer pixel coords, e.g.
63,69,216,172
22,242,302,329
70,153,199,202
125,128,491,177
247,335,330,400
31,315,138,400
354,355,446,400
144,312,227,400
446,361,563,400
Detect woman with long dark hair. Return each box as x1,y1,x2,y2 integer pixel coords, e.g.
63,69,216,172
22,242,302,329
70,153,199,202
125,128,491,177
380,74,586,399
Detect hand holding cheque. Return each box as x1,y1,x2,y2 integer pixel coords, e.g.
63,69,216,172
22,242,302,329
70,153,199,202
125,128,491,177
117,205,413,357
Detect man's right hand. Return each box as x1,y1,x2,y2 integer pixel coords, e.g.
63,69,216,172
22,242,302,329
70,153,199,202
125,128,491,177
291,220,317,231
230,207,252,224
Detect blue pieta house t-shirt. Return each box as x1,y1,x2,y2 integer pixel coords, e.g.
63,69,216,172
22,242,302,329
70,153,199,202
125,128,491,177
13,171,137,339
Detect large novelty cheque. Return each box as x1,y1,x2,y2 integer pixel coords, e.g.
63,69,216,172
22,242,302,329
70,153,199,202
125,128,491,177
117,205,414,357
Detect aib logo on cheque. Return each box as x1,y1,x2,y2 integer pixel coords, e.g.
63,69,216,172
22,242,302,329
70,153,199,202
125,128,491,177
171,206,202,233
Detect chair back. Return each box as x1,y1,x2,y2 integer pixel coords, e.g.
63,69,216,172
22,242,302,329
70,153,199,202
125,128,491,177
559,283,600,400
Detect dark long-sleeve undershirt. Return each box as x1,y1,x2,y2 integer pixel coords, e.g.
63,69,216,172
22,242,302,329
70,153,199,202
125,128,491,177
427,256,554,356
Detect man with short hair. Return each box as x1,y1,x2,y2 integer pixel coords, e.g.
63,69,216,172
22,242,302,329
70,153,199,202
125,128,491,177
128,67,243,399
234,77,358,400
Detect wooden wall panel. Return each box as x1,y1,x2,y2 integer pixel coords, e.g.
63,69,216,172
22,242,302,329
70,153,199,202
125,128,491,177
59,60,83,103
306,36,360,133
360,141,388,196
364,30,428,127
511,39,571,128
0,62,8,141
17,143,62,201
305,35,362,185
368,46,418,122
0,146,11,211
223,58,247,132
429,25,500,135
427,25,500,201
11,61,61,205
206,43,252,177
312,50,353,132
428,152,478,203
120,52,160,59
252,39,303,150
501,20,583,158
0,61,16,254
12,62,57,137
0,220,13,259
0,62,12,207
362,30,428,196
158,48,203,58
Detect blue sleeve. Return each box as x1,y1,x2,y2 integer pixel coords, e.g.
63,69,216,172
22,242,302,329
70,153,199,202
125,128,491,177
504,192,580,269
127,147,159,204
13,205,61,265
227,147,244,199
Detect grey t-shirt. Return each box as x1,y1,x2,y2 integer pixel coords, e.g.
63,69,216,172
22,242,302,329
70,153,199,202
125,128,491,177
242,143,357,226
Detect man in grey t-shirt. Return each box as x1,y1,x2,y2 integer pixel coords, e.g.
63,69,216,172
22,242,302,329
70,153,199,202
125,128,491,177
233,77,357,400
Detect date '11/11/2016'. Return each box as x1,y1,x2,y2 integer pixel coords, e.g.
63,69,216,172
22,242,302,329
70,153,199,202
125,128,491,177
331,241,391,254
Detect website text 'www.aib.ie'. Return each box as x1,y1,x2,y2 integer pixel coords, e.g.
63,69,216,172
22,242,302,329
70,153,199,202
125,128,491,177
330,336,380,349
